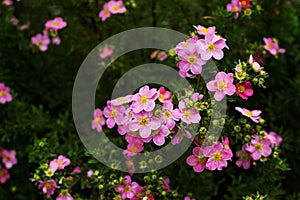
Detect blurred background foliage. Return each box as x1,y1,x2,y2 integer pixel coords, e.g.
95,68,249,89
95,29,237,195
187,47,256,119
0,0,300,199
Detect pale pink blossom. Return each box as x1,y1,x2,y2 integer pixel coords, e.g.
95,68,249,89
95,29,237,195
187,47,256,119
2,150,17,169
173,100,201,124
92,108,106,132
49,155,71,172
0,83,12,104
206,72,236,101
186,146,207,173
45,17,67,31
52,37,61,45
245,135,272,160
157,51,168,61
171,127,192,145
31,33,50,51
193,25,216,36
0,167,10,184
103,101,126,128
2,0,13,6
87,170,93,178
38,179,58,196
111,94,133,106
264,131,282,147
226,0,242,19
108,0,127,14
198,33,228,60
236,144,251,169
131,85,158,113
235,107,261,123
152,125,169,146
99,46,113,59
249,54,263,72
98,2,111,21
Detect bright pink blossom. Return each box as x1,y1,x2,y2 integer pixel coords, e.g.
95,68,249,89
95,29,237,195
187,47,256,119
99,46,113,59
123,143,144,156
107,0,127,14
2,150,17,169
235,81,253,100
31,33,50,52
163,178,171,192
45,17,67,31
264,131,282,147
131,85,158,113
203,142,232,171
206,72,236,101
193,25,216,35
92,108,106,132
157,51,168,61
246,135,272,160
49,155,71,172
186,146,207,173
198,33,228,60
226,0,242,19
128,111,161,138
38,179,58,196
56,190,74,200
158,87,171,103
161,102,177,129
235,107,261,123
239,0,250,8
236,144,251,169
116,175,140,199
104,101,126,128
0,83,12,104
52,37,61,45
99,3,111,21
0,167,10,184
263,38,285,56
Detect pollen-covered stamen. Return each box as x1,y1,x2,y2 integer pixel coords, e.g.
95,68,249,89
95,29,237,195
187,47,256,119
165,110,172,118
130,146,138,153
183,111,191,119
110,109,117,118
139,117,149,126
238,85,245,92
124,185,131,192
197,155,207,163
245,110,253,117
208,43,216,51
212,152,222,161
140,95,148,104
0,91,6,97
217,81,227,90
45,183,52,190
254,143,262,151
187,55,197,64
113,5,120,11
202,28,208,34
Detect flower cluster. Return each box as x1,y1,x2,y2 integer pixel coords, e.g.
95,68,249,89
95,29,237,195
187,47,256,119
263,38,285,56
226,0,251,19
99,46,113,59
150,50,168,61
0,147,17,184
175,25,228,78
0,83,12,104
31,17,67,51
92,85,202,159
36,155,75,200
236,131,282,169
186,138,233,172
98,0,127,21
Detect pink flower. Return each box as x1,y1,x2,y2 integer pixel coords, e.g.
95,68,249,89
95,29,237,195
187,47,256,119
152,125,169,146
2,150,17,169
235,81,253,100
71,166,81,174
123,143,144,156
92,108,106,132
52,37,61,45
249,54,263,72
184,197,196,200
203,142,232,171
111,94,133,106
99,46,113,59
158,87,171,103
206,72,236,101
128,111,161,138
226,0,242,19
45,17,67,31
10,16,19,26
131,85,158,113
56,190,74,200
246,135,272,160
116,175,140,199
31,33,50,52
0,167,10,184
236,144,251,169
0,83,12,104
38,179,58,196
2,0,13,6
157,51,168,61
264,131,282,147
235,107,261,123
193,25,216,36
198,33,228,60
263,38,278,56
18,22,30,31
150,51,159,59
174,100,201,124
87,170,93,178
171,127,192,145
222,137,233,159
161,102,177,129
186,146,207,173
163,178,171,192
108,0,127,14
238,0,250,8
98,3,111,21
103,101,126,128
49,155,71,172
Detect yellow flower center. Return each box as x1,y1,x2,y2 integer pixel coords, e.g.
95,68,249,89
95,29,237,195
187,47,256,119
140,95,148,103
187,55,197,64
202,28,208,34
183,40,191,48
218,81,227,90
124,185,131,192
238,85,245,93
0,91,6,97
212,152,222,161
57,160,63,166
245,110,253,117
254,143,262,151
0,171,4,177
183,111,191,119
117,97,126,103
208,44,215,51
159,93,165,100
53,21,59,27
197,155,207,163
104,9,110,15
165,110,172,118
110,109,117,118
232,6,239,12
267,44,273,49
45,183,52,190
241,0,246,6
240,152,249,160
139,117,149,126
37,41,43,47
113,5,120,11
95,117,101,124
130,146,138,153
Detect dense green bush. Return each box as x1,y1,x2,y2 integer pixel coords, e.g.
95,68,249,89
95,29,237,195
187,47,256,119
0,0,299,199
